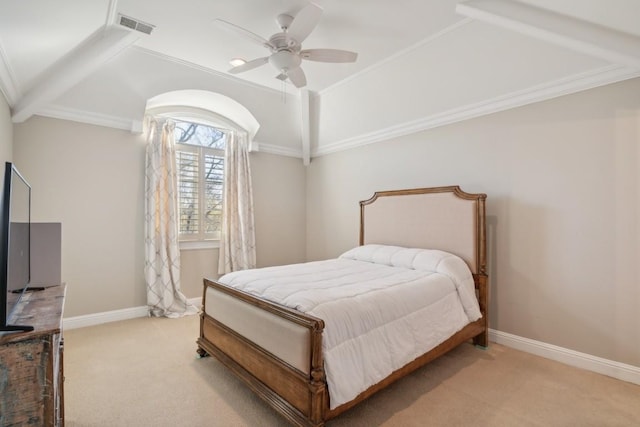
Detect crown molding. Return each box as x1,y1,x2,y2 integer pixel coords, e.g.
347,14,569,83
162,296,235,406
0,38,20,106
256,142,303,159
456,0,640,69
37,104,136,131
33,65,639,161
35,104,304,158
313,65,640,157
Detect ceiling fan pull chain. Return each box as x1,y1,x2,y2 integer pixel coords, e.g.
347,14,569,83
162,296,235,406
281,78,287,104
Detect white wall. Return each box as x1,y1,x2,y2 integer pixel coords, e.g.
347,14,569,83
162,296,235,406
0,93,12,163
14,117,147,317
306,77,640,367
13,117,307,317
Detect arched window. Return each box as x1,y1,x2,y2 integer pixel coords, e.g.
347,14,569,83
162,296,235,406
145,90,259,248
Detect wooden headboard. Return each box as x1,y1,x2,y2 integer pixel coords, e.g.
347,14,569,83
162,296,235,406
360,186,487,276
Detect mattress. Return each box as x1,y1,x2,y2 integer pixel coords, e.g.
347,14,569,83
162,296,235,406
208,244,482,409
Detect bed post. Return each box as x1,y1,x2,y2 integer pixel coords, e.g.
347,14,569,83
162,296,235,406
197,278,209,358
309,321,327,426
473,193,489,348
473,273,489,348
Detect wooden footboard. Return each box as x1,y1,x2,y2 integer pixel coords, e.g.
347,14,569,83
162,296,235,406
197,279,328,427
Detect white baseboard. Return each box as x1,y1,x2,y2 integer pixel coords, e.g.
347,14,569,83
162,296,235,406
63,306,639,387
489,329,640,386
63,297,202,330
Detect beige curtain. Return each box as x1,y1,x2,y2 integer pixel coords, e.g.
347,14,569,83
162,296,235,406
218,131,256,274
144,117,198,318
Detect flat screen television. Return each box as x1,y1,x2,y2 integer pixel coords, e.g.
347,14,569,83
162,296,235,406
0,162,34,332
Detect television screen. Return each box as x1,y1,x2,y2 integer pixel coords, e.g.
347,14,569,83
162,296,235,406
1,162,33,332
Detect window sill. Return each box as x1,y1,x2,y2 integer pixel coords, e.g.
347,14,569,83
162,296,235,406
179,240,220,251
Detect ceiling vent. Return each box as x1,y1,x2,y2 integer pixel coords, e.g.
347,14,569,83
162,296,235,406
118,14,155,35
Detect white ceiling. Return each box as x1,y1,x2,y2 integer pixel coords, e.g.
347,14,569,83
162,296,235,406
1,0,639,154
1,0,470,94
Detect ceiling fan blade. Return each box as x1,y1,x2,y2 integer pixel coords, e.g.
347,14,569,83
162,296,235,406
287,3,323,43
300,49,358,63
229,57,269,74
286,67,307,88
214,19,275,50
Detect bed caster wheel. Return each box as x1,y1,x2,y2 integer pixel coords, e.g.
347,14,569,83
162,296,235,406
196,348,208,358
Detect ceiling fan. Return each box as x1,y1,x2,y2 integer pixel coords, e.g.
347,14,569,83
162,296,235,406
215,2,357,88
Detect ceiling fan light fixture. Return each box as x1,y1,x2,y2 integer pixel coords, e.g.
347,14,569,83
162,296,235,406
269,50,301,71
229,57,246,67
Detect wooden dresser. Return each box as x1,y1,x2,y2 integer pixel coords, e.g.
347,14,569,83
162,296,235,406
0,284,66,426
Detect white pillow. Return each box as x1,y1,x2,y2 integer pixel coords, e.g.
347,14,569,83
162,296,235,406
340,244,447,270
340,244,481,321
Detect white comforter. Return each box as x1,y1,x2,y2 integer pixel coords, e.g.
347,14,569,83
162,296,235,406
218,245,482,409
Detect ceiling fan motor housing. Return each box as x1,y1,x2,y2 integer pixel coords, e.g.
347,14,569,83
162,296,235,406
269,33,300,51
276,13,294,31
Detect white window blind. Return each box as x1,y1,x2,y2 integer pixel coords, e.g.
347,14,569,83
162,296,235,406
174,120,226,241
176,150,200,236
203,153,224,235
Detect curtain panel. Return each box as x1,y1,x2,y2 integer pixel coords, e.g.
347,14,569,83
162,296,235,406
218,131,256,274
144,117,198,318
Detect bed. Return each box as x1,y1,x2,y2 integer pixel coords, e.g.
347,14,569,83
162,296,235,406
197,186,488,426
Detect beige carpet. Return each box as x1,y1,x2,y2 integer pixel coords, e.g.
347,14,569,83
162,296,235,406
63,315,640,426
